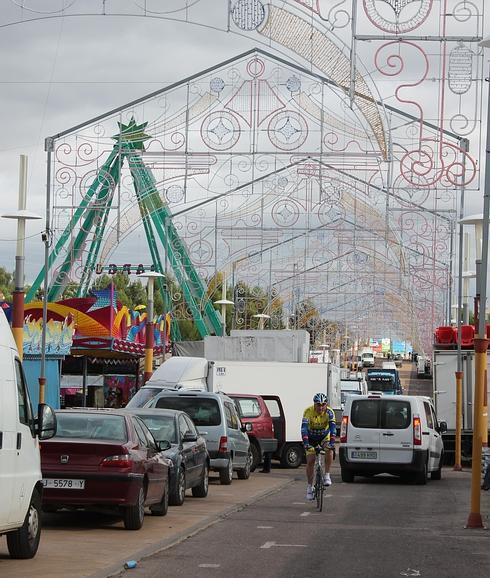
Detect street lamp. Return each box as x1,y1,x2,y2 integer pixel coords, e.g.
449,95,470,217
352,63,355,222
214,299,234,336
138,271,164,383
1,155,42,359
252,313,270,330
465,35,490,529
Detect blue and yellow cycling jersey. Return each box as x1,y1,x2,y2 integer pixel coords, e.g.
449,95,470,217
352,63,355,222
301,405,336,445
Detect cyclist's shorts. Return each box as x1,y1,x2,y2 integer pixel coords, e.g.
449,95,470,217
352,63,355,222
305,435,327,456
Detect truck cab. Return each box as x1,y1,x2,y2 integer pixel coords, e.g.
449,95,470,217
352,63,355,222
0,310,57,558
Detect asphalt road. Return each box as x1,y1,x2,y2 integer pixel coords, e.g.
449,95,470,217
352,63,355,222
117,466,490,578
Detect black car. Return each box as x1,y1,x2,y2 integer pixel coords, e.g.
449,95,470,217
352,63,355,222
127,408,209,506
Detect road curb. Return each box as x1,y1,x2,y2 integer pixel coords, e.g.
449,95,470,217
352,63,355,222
88,476,294,578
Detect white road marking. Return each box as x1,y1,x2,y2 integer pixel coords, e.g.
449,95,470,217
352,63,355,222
400,569,421,576
257,526,273,529
293,502,306,505
199,564,221,568
261,541,307,549
300,511,310,517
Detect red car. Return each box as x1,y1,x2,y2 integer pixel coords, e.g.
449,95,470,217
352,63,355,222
40,409,171,530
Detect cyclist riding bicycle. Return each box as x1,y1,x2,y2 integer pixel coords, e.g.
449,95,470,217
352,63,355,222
301,392,336,500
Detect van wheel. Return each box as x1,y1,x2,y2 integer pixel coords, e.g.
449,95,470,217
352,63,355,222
415,460,428,485
219,458,233,485
150,478,169,516
123,486,146,530
250,443,260,472
280,444,303,469
237,451,252,480
7,489,42,559
431,453,443,481
170,468,186,505
341,469,354,483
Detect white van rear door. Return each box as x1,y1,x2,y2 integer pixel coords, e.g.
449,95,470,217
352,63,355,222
347,399,381,462
379,399,413,463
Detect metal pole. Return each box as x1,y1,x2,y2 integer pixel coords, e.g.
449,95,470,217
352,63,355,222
144,278,155,383
39,139,53,405
82,356,88,408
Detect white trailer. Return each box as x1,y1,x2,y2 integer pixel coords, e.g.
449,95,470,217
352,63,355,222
208,360,341,467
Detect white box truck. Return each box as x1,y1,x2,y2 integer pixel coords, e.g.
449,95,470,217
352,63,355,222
0,309,56,558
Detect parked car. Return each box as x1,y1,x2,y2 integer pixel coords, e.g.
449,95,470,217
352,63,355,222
40,409,171,530
339,394,446,484
145,390,251,484
127,408,209,505
226,393,277,471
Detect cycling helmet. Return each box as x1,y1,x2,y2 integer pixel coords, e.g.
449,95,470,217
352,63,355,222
313,392,328,404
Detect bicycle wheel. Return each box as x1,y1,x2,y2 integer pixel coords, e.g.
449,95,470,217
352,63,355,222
315,467,323,512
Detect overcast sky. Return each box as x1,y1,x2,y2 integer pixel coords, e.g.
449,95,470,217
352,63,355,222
0,0,487,284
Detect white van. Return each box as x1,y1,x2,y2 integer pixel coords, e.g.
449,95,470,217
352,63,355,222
360,349,375,368
339,394,446,484
0,310,56,558
340,377,368,410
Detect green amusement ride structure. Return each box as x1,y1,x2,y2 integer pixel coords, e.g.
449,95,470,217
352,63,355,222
25,118,224,339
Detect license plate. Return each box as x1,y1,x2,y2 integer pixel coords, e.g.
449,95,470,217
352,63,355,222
351,451,377,459
42,478,85,489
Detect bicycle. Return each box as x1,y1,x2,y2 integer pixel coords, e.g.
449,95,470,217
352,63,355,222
312,445,336,512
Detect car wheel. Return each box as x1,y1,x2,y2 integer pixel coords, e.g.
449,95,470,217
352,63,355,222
123,486,145,530
431,453,443,480
250,443,260,472
170,468,186,506
7,489,42,559
219,458,233,485
192,463,209,498
341,468,355,483
237,450,252,480
150,478,169,516
415,460,428,485
280,444,303,469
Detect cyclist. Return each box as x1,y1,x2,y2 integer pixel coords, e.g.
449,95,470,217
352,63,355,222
301,392,336,500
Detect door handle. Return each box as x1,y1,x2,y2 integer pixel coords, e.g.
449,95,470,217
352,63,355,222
382,432,394,436
17,432,22,450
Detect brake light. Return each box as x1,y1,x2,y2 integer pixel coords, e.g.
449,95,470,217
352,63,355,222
100,454,132,469
218,436,228,453
413,416,422,446
340,416,348,443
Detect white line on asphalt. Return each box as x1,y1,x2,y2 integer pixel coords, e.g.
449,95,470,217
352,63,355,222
300,512,310,517
199,564,221,568
293,502,306,505
257,526,273,529
260,541,307,549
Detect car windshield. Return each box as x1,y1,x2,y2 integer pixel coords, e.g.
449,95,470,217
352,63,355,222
154,397,221,426
55,413,127,442
126,387,161,408
137,415,177,444
367,375,396,392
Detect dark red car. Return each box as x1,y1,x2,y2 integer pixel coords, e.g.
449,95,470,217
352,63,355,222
40,409,171,530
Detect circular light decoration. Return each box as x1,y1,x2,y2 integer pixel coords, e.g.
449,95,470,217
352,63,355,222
286,76,301,93
210,77,225,93
189,240,213,265
272,199,300,227
201,111,241,151
317,203,345,227
268,111,308,151
363,0,433,34
232,0,266,31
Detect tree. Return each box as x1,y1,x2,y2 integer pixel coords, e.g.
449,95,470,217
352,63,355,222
0,267,14,301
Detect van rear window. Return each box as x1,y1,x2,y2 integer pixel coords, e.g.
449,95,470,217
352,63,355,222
351,400,411,429
155,397,221,426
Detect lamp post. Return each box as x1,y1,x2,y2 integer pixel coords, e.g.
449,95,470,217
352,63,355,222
1,155,42,360
252,313,270,330
466,36,490,529
138,271,164,383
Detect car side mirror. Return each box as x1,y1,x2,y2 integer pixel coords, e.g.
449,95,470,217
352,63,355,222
240,422,253,433
183,432,198,443
158,439,171,451
37,403,57,440
438,421,447,434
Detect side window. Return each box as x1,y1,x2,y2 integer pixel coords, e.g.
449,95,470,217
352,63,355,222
133,418,150,448
224,402,239,430
234,397,261,418
423,402,434,429
264,399,281,418
184,415,198,437
14,358,34,432
138,418,157,450
179,415,189,439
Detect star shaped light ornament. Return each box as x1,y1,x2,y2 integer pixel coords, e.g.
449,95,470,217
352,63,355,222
112,117,151,150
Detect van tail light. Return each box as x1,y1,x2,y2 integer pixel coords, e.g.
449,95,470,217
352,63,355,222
413,417,422,446
100,454,132,469
218,436,228,454
340,416,349,443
